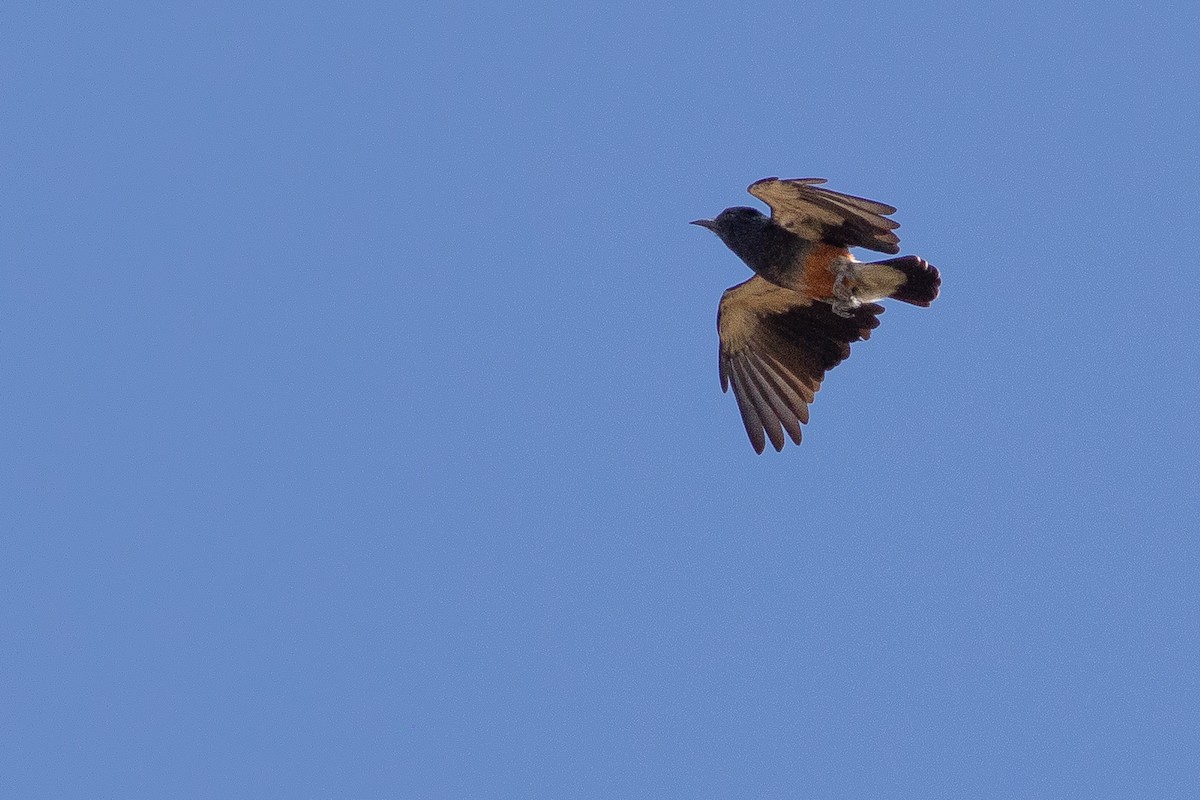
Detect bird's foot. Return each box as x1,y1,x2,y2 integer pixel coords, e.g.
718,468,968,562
831,270,862,317
829,299,860,318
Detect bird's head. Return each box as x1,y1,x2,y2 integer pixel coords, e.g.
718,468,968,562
690,206,769,240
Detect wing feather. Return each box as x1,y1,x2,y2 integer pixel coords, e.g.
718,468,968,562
744,354,804,446
732,359,786,452
747,350,810,426
717,276,883,452
728,362,767,454
747,177,903,254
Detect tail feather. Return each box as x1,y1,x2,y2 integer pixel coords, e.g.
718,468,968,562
870,255,940,307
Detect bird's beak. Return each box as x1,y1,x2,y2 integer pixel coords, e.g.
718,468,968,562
690,219,716,231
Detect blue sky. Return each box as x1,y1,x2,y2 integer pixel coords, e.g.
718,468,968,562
4,2,1199,797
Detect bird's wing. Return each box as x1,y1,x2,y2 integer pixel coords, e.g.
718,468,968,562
718,276,883,453
747,177,902,254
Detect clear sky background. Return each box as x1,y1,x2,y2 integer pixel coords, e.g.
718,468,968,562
4,2,1199,797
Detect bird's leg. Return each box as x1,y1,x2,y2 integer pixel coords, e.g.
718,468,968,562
830,268,861,318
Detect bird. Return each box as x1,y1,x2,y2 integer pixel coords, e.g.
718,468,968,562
691,177,940,453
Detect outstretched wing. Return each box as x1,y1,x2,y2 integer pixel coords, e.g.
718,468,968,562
717,276,883,453
748,177,902,254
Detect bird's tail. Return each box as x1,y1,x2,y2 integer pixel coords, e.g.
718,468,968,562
866,256,941,307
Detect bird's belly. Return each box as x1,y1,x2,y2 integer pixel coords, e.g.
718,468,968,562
792,244,851,299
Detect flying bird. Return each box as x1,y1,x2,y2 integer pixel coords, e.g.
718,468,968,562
692,178,940,453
